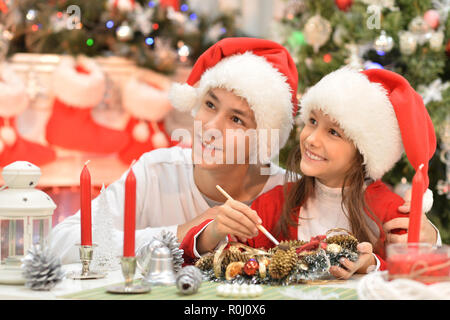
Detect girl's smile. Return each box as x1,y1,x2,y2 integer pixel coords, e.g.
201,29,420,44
299,109,357,188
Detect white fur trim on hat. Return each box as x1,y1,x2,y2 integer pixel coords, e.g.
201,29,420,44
0,64,29,117
422,188,433,213
123,77,172,121
169,52,295,155
299,67,403,180
52,56,105,108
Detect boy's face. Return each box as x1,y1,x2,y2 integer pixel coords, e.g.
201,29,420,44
299,109,357,188
192,87,258,169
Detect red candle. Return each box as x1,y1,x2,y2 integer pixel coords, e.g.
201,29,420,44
123,168,136,257
407,164,425,243
80,162,92,246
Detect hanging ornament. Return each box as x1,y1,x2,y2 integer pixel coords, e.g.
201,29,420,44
429,30,444,51
116,22,133,41
424,9,440,29
408,16,432,45
335,0,353,11
399,31,418,55
303,15,332,53
374,30,394,53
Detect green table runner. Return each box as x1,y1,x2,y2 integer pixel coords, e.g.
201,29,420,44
60,281,358,300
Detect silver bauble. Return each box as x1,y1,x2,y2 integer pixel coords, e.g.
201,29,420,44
374,30,394,52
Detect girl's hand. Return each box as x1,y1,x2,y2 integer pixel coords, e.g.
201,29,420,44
329,242,376,280
196,199,262,254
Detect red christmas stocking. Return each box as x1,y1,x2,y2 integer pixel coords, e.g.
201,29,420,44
118,76,177,164
45,56,129,154
0,118,56,167
118,118,177,164
0,65,56,167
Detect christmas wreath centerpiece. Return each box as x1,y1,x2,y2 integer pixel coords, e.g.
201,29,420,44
195,228,360,285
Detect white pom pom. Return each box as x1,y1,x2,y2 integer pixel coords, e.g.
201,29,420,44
0,126,16,146
168,83,198,112
151,131,169,148
132,121,150,142
422,188,433,213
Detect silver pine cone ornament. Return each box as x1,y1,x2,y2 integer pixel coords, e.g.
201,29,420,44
21,244,65,291
176,265,203,295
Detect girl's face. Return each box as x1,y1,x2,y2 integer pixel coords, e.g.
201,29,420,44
193,87,258,169
299,109,357,188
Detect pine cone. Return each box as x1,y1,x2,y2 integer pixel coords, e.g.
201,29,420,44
268,247,297,280
195,253,214,271
279,240,307,250
176,266,203,295
326,234,358,252
222,248,248,268
21,244,64,291
154,230,184,273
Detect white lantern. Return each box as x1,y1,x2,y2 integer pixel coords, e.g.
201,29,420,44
0,161,56,284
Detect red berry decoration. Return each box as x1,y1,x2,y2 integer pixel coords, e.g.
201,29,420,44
243,258,259,276
335,0,353,11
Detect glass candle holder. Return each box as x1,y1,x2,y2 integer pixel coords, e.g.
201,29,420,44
386,243,450,284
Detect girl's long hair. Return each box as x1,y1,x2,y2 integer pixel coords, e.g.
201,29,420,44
275,144,380,246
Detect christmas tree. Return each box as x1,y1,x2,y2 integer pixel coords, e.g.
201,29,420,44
275,0,450,243
2,0,242,74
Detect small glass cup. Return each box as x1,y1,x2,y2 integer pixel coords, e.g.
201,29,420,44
386,243,450,284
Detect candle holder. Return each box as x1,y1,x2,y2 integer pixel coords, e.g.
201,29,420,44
107,257,151,294
67,244,106,280
386,243,450,284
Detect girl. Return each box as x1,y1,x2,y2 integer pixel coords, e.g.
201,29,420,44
180,67,438,279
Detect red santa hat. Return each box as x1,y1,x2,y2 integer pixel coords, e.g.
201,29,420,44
299,67,436,211
169,37,299,158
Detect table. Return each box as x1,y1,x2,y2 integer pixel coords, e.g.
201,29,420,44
0,263,362,300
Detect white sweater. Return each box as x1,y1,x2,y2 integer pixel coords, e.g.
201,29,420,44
48,147,286,264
